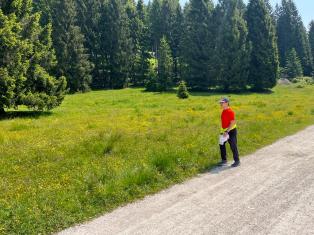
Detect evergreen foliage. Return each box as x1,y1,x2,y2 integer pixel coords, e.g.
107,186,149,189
0,0,66,113
246,0,279,91
51,0,93,92
276,0,313,76
181,0,214,91
177,80,189,99
284,48,303,79
1,0,313,111
215,0,251,91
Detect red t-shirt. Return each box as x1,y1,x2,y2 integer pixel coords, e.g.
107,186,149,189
221,108,235,129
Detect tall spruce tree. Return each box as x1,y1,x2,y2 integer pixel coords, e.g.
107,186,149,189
181,0,214,90
0,0,66,113
157,36,174,90
246,0,279,91
277,0,313,76
309,20,314,75
126,0,150,86
215,0,251,91
52,0,93,92
98,0,133,89
149,0,163,55
126,0,140,85
76,0,102,87
170,3,184,82
133,0,151,86
150,0,183,82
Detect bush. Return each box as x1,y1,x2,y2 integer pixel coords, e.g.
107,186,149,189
293,77,314,85
177,81,189,99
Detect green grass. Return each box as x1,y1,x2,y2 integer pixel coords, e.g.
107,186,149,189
1,84,314,234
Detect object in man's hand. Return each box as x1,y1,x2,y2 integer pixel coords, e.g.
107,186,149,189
219,133,229,145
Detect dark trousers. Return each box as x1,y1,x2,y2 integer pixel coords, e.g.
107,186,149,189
220,128,240,162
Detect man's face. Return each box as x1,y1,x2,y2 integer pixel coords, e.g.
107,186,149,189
220,102,228,109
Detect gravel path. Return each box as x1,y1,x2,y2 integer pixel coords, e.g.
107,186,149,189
59,126,314,235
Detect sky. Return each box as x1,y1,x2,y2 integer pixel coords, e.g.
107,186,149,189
151,0,314,28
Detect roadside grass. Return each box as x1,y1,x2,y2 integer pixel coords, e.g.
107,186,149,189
0,84,314,234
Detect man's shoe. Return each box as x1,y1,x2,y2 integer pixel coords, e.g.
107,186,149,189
231,161,241,167
217,160,228,167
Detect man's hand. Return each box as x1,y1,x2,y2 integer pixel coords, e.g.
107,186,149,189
223,131,228,137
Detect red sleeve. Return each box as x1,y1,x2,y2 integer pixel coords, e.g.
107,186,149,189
228,109,235,121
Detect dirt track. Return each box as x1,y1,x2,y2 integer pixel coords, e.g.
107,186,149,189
59,125,314,235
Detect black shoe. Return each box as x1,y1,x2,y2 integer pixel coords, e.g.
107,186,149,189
231,161,241,167
217,160,228,167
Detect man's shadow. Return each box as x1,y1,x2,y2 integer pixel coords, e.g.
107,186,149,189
203,164,232,174
207,164,232,174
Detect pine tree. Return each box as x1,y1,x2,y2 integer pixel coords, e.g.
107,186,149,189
52,0,93,92
285,48,303,79
126,0,150,87
149,0,163,55
157,36,174,91
181,0,214,90
133,0,151,86
98,0,133,89
170,3,184,82
246,0,279,91
76,0,102,86
277,0,313,76
0,11,23,113
149,0,183,83
215,0,251,91
0,1,66,113
309,21,314,75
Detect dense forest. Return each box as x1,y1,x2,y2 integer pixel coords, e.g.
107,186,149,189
0,0,313,111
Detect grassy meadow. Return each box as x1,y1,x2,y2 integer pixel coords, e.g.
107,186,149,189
0,83,314,234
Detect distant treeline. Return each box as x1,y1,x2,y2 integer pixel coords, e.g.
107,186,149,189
0,0,314,111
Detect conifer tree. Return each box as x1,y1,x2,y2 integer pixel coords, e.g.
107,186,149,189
171,3,184,82
309,21,314,75
76,0,102,86
157,36,174,91
246,0,279,91
285,48,303,79
277,0,313,76
215,0,251,91
177,81,189,99
149,0,163,55
98,0,133,89
126,0,150,86
52,0,93,92
134,0,151,86
181,0,214,90
0,0,66,113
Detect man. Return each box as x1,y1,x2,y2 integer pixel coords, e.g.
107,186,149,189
218,97,240,167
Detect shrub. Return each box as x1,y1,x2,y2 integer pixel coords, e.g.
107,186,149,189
177,81,189,99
